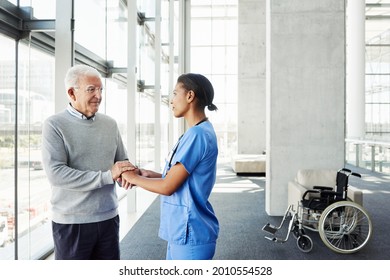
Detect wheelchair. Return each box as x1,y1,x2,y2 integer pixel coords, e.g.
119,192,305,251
262,168,373,254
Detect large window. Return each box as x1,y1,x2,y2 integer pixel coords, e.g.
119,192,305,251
365,31,390,140
16,42,55,260
190,0,238,160
365,1,390,141
0,34,16,259
1,0,177,259
0,0,134,260
345,1,390,174
136,0,173,170
0,34,55,259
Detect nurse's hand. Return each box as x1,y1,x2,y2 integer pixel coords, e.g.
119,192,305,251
119,169,139,190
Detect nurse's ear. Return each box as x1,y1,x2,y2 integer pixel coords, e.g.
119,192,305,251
187,90,195,103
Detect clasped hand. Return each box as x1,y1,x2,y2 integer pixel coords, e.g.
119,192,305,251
119,168,150,190
111,160,137,180
117,169,138,190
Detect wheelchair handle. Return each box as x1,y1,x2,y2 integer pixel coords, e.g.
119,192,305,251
351,172,361,178
341,168,352,173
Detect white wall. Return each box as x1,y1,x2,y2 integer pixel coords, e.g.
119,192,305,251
238,0,266,154
266,0,346,215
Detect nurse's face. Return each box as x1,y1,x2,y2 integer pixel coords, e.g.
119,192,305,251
171,82,191,118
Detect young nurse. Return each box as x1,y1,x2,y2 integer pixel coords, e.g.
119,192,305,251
120,73,219,260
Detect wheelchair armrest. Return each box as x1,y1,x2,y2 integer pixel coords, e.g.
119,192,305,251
303,192,331,209
302,189,320,200
302,189,337,209
313,186,333,191
318,190,337,197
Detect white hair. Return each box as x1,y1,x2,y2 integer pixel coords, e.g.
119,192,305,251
64,64,101,90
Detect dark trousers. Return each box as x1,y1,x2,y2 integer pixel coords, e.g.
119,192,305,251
52,215,120,260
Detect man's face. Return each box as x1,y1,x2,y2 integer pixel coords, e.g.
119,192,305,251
69,75,103,117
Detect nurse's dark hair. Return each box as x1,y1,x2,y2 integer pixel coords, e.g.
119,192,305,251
177,73,218,111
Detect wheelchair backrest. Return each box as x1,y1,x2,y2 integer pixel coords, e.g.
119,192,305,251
335,170,349,199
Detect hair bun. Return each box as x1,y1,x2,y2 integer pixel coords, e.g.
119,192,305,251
207,103,218,111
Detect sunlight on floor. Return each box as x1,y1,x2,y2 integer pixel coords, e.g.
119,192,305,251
213,183,264,193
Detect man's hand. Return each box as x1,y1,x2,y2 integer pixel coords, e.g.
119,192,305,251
111,161,137,181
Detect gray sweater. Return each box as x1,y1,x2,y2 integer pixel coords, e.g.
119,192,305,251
41,109,128,224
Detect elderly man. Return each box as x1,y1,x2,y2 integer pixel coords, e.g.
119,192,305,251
42,64,135,260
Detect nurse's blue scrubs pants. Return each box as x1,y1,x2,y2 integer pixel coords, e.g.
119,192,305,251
166,241,216,260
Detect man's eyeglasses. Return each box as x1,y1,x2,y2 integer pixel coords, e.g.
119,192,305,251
74,86,104,94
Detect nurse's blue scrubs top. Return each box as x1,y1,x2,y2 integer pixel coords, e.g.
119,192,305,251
158,120,219,245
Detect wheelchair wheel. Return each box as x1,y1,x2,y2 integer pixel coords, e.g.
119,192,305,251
318,201,372,254
296,234,313,253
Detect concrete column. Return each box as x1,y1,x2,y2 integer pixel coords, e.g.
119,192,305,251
346,0,365,139
238,0,266,154
266,0,346,215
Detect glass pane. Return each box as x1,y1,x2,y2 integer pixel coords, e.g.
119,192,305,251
137,92,155,169
212,74,237,103
211,20,227,45
192,5,212,18
138,0,156,18
16,42,55,260
191,19,212,46
105,79,127,134
107,1,128,68
211,46,228,74
20,0,56,19
161,0,171,48
74,0,106,59
139,25,156,85
190,0,238,161
160,104,169,168
191,47,212,73
0,34,16,260
105,79,128,198
365,2,390,142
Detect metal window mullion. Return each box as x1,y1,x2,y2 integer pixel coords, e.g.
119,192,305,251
154,0,162,171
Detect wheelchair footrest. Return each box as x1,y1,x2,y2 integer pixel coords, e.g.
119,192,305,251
265,236,285,243
265,236,277,242
262,223,278,235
